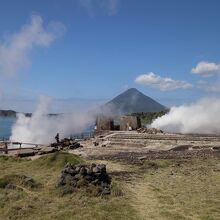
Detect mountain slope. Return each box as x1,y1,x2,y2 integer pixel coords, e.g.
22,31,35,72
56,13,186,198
103,88,166,115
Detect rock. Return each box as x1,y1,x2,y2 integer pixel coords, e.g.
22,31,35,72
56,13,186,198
69,142,81,149
138,156,147,161
64,162,71,168
63,167,77,176
57,175,66,187
98,164,106,173
101,141,110,147
79,167,87,175
91,179,100,186
57,163,111,195
93,141,99,146
84,175,94,181
91,163,96,168
101,186,111,195
57,146,63,151
73,173,82,181
75,166,81,173
5,183,16,189
213,165,220,172
92,166,101,175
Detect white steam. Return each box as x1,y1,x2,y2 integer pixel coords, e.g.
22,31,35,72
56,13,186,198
151,97,220,134
10,97,96,144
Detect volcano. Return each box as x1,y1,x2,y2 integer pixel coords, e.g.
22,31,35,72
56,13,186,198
102,88,166,115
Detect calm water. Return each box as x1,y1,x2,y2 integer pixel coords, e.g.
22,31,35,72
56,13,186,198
0,117,16,139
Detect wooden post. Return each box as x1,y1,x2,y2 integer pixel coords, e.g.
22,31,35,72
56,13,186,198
4,143,8,154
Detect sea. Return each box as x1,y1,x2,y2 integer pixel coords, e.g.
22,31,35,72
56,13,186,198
0,116,16,140
0,116,94,141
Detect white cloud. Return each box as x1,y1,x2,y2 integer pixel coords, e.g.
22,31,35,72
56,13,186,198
79,0,120,16
192,61,220,77
0,14,66,76
135,72,193,91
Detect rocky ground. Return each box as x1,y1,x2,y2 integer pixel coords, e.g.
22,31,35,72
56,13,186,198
73,131,220,164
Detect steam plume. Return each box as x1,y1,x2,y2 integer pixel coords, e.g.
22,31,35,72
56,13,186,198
10,96,96,144
151,97,220,134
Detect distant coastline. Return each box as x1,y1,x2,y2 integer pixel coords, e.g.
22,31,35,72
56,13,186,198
0,110,17,117
0,110,59,118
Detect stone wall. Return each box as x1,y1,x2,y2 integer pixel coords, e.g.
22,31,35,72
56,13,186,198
120,116,141,131
96,116,114,131
95,115,141,131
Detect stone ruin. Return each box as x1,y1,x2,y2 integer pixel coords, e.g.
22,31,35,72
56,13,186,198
57,163,111,195
120,115,141,131
95,115,114,131
95,115,141,132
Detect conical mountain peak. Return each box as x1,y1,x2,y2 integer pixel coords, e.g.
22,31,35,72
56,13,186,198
103,88,166,115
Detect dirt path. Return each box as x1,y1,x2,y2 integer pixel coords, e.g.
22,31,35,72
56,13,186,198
98,160,161,220
127,178,161,220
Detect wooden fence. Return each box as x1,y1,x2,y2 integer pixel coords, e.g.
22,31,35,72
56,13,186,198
0,141,46,154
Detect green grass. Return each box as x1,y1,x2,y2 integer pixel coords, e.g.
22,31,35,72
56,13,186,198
0,153,139,220
31,152,84,169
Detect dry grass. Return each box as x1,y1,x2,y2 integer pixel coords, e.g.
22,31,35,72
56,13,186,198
128,158,220,220
1,153,220,220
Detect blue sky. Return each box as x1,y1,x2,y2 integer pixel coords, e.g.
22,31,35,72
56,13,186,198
0,0,220,112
